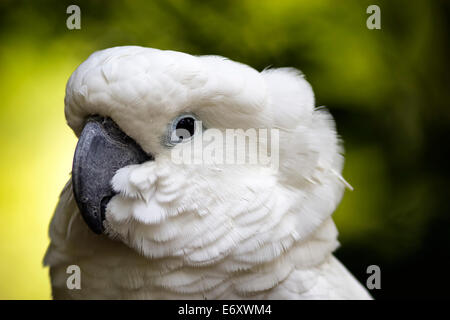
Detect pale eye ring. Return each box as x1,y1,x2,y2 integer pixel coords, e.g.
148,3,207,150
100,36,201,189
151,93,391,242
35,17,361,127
167,113,200,145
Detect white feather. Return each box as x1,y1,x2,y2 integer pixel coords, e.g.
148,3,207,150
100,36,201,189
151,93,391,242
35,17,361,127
46,46,371,300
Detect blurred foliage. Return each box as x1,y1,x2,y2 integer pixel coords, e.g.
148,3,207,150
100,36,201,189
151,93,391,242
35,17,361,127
0,0,449,299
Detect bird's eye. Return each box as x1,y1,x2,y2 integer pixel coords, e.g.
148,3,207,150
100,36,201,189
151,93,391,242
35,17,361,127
168,114,200,145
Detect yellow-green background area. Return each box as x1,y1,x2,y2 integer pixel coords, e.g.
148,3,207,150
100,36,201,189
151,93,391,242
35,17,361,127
0,0,449,299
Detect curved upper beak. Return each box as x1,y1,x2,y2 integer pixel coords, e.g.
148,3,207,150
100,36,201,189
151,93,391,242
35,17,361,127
72,116,153,234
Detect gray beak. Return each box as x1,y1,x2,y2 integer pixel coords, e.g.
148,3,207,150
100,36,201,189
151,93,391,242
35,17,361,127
72,116,153,234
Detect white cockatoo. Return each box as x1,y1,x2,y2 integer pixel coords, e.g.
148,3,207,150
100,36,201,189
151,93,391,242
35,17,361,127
44,46,371,300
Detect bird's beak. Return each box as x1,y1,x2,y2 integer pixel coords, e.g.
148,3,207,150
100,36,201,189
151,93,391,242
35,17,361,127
72,116,153,234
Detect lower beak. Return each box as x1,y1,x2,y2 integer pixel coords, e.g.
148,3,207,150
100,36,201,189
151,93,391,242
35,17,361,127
72,116,153,234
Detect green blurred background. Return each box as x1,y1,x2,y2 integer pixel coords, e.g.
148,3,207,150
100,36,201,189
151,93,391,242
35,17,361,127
0,0,449,299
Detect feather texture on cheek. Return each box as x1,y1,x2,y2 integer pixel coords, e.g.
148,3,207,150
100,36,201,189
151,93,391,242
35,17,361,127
105,159,287,264
103,151,343,273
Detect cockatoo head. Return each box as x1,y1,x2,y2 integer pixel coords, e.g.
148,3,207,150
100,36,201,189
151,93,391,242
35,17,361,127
66,46,346,267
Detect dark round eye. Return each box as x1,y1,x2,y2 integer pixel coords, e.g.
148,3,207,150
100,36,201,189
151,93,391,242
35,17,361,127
175,116,196,139
168,114,199,145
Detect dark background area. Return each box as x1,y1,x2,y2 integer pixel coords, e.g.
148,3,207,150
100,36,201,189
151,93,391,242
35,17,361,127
0,0,449,299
